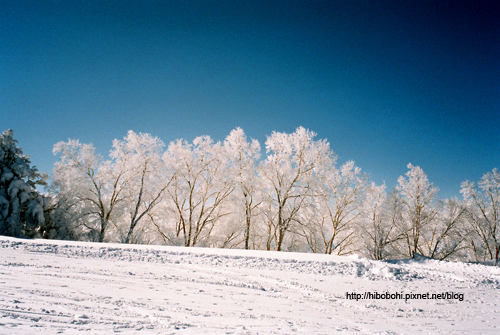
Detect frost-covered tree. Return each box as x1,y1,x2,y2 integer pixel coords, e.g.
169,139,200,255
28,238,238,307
0,129,47,237
396,163,440,258
320,161,367,255
420,198,468,261
293,195,324,253
223,128,262,249
111,131,172,244
359,182,397,260
461,169,500,264
299,160,366,255
381,189,407,259
39,177,79,240
53,139,129,242
261,127,331,251
161,136,234,247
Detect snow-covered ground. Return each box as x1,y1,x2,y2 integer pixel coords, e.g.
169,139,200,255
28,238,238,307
1,237,499,334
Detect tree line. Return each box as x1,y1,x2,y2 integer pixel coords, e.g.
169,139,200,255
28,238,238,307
1,128,498,264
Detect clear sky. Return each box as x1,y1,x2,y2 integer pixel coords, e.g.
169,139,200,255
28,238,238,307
2,0,499,199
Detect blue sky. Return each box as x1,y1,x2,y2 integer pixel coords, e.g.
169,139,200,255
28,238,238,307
2,0,499,198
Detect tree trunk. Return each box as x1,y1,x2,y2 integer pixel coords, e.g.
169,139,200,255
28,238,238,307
125,221,137,244
495,245,499,266
98,218,107,242
244,212,251,250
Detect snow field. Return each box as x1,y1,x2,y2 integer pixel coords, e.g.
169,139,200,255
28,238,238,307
1,236,500,334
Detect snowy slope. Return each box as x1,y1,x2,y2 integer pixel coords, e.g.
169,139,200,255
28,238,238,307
1,237,499,334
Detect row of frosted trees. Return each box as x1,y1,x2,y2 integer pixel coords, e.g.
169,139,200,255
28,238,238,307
1,128,499,263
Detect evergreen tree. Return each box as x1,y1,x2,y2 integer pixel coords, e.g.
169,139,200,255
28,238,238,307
0,129,47,237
